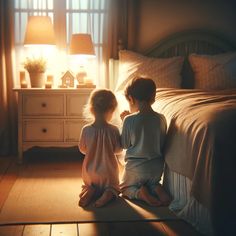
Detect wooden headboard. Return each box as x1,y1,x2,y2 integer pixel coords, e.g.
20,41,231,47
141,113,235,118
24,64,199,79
110,30,236,89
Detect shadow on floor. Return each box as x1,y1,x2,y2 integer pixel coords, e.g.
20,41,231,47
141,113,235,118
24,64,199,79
23,146,84,164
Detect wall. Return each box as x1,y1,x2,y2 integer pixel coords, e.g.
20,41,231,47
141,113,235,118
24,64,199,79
135,0,236,52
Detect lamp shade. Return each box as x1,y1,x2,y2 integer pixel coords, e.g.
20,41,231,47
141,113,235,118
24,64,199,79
24,16,56,46
69,34,95,57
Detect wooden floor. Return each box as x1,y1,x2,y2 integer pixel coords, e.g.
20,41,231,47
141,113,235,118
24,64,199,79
0,151,202,236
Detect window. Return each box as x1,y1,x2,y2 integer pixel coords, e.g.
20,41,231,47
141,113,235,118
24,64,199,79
14,0,107,87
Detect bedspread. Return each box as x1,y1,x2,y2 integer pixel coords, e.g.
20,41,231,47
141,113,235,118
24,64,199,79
154,88,236,209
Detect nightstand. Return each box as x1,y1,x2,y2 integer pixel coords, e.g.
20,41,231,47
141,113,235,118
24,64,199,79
14,88,93,163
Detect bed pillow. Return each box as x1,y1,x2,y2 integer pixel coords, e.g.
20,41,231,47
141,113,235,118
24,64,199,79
115,50,184,91
189,52,236,89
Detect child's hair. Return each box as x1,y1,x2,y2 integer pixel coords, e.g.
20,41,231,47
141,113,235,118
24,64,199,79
83,89,118,121
124,77,156,103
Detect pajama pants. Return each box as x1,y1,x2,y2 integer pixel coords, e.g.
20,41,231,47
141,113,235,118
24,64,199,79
120,158,164,199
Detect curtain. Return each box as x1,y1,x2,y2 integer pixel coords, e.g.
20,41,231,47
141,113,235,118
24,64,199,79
103,0,139,89
0,0,18,155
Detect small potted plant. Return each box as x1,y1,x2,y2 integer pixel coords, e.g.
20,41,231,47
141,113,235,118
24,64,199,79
23,57,47,88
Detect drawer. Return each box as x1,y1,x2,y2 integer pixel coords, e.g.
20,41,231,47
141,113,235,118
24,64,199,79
23,94,64,116
23,120,64,141
65,120,86,142
66,94,89,116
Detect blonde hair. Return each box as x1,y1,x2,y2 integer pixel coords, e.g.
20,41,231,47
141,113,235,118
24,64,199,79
83,89,118,121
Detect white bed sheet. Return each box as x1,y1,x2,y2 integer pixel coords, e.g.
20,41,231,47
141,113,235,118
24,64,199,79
164,167,213,235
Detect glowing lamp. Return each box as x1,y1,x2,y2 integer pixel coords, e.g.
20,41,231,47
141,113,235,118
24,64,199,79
24,16,56,46
69,34,95,87
69,34,95,57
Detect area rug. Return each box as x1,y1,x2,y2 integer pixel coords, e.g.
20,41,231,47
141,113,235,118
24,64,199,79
0,161,177,226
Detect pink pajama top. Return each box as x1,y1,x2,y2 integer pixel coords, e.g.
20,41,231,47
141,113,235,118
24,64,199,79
79,123,122,193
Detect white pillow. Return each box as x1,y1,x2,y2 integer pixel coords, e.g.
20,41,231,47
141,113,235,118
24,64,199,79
115,50,184,91
189,52,236,89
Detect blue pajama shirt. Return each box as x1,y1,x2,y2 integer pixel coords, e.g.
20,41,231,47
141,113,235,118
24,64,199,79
120,110,167,199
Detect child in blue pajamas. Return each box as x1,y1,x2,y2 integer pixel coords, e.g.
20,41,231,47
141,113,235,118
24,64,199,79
120,77,171,206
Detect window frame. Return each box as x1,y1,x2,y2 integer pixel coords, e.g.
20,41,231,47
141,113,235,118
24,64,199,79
13,0,107,87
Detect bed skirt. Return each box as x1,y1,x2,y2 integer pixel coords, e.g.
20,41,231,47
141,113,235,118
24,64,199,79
163,167,213,235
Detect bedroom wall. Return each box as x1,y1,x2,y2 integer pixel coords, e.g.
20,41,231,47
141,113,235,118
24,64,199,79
135,0,236,53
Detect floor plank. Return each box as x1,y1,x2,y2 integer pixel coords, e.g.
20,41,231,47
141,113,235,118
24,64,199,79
51,224,78,236
23,224,51,236
161,220,202,236
0,225,24,236
106,221,167,236
79,223,109,236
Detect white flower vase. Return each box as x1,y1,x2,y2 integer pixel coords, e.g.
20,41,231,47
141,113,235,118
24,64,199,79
29,72,45,88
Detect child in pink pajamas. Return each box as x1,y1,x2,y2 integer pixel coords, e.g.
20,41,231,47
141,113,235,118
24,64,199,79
78,89,122,207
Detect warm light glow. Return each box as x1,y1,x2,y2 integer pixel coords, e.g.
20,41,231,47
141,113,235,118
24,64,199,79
22,16,59,88
124,199,161,219
160,222,178,235
24,16,56,46
20,71,28,88
51,50,68,87
69,34,95,57
45,75,53,88
68,33,96,86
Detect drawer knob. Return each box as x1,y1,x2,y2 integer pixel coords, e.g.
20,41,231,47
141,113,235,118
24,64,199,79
41,102,47,107
42,128,47,133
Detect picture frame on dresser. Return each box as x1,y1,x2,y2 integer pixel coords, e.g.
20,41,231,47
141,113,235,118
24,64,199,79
13,88,94,163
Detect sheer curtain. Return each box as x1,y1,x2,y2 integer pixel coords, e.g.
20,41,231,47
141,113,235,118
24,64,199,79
0,0,18,155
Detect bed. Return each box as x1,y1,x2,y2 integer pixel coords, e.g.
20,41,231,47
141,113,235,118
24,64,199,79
111,30,236,235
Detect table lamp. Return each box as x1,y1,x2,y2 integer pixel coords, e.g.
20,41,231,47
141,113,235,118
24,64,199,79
24,15,56,46
69,33,95,86
23,16,56,88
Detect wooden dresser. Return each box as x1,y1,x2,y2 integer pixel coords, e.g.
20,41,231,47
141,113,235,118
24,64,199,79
14,88,93,163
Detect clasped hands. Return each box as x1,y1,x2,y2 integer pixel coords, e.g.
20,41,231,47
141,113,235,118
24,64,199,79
120,110,131,121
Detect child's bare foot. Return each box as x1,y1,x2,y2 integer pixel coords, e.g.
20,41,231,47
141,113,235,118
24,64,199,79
78,186,96,207
137,186,162,206
79,187,87,198
94,190,115,208
154,184,171,206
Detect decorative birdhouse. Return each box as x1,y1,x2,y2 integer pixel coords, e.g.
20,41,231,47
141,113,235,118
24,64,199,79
60,70,75,88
